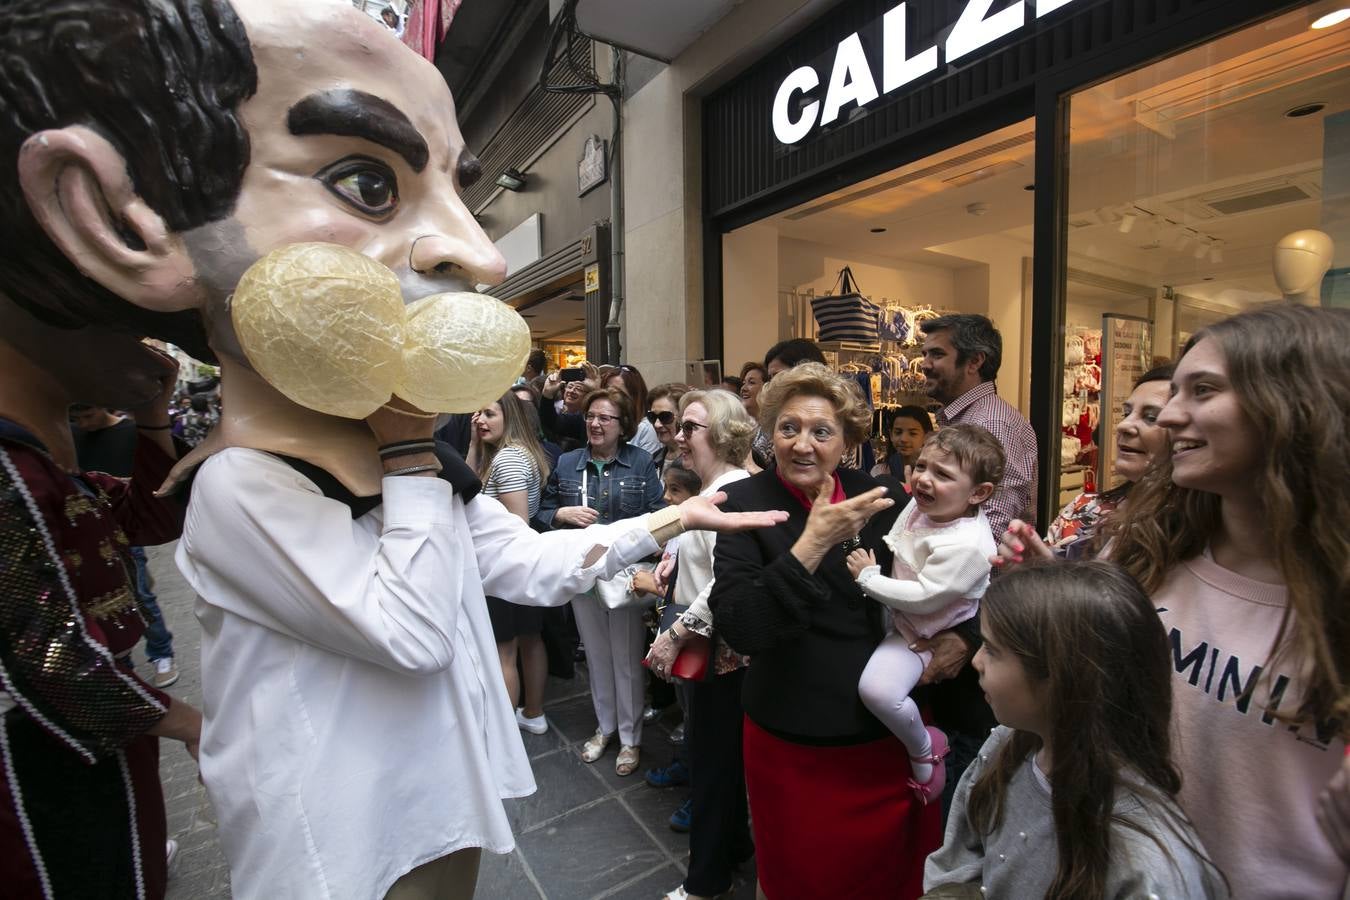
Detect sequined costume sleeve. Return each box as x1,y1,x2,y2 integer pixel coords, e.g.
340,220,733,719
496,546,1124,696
0,442,169,763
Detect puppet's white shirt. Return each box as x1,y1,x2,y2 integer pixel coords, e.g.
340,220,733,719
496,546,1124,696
176,448,660,899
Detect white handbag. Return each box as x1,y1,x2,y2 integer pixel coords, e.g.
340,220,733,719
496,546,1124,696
578,466,661,610
593,563,660,611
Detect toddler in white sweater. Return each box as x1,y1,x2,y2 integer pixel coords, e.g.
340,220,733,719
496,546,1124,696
846,424,1004,805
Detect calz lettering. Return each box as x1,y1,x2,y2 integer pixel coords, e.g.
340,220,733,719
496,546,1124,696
772,0,1083,145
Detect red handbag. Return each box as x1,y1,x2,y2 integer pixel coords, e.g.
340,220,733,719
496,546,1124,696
671,634,712,682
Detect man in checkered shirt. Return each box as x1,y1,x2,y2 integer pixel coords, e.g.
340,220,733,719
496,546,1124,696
910,314,1039,819
919,314,1038,540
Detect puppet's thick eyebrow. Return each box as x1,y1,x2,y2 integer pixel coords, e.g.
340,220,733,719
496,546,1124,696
287,89,429,172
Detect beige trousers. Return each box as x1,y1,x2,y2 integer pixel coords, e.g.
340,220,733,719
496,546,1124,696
384,848,482,900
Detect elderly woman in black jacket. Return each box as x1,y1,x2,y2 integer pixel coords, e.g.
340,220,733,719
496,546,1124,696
708,363,942,899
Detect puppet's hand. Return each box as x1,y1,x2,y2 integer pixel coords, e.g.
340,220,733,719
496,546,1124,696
678,492,788,533
366,399,438,476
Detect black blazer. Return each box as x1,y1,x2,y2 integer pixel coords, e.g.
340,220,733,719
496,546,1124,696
709,467,903,744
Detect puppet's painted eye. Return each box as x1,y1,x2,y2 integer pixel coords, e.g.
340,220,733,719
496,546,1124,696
318,156,399,219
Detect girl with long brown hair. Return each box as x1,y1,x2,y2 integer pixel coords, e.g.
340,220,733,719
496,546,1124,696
1103,303,1350,898
468,392,553,733
924,562,1224,899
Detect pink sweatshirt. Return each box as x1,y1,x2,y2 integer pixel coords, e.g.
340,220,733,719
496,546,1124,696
1155,554,1347,899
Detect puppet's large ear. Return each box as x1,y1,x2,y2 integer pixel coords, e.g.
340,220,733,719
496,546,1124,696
17,125,204,313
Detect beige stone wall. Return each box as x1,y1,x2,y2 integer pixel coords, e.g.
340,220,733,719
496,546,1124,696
619,0,840,385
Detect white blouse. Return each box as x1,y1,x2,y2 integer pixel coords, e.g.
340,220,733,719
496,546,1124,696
671,468,750,626
176,448,661,899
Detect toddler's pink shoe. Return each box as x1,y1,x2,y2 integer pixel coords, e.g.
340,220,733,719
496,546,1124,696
907,726,950,806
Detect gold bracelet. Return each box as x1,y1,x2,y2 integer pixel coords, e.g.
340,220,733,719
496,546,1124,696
647,505,685,546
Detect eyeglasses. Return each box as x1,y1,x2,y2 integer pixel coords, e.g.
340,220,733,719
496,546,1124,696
646,410,675,426
677,420,709,438
583,413,618,425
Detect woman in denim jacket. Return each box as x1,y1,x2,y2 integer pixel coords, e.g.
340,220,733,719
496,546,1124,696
537,388,666,775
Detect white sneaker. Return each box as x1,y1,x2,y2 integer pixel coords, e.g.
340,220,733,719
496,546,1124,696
515,708,548,735
661,886,732,900
166,839,178,869
152,657,180,689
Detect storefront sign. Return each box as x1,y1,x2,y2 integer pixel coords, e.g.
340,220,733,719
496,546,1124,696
1098,314,1152,489
578,134,608,196
772,0,1083,145
584,263,601,293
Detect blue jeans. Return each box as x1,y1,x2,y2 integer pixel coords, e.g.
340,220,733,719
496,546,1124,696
130,546,174,662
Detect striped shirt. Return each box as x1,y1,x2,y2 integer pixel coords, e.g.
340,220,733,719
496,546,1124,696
936,381,1038,539
482,444,543,518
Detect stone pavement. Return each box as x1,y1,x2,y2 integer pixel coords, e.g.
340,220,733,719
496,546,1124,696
144,543,757,900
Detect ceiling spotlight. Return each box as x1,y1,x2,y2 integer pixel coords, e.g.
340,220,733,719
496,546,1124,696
1023,184,1035,192
1285,102,1327,118
1312,9,1350,28
495,168,527,191
870,227,888,234
1118,212,1137,234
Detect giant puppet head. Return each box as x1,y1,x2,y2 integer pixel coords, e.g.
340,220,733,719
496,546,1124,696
0,0,522,492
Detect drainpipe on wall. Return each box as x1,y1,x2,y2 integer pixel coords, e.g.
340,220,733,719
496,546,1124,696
539,1,624,363
604,49,624,365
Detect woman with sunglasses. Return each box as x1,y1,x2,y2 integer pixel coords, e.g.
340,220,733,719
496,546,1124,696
646,390,758,900
646,383,690,474
537,388,667,776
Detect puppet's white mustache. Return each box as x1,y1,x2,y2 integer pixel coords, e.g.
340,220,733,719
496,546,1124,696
230,243,530,419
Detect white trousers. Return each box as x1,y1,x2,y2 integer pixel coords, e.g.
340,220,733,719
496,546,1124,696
571,592,646,746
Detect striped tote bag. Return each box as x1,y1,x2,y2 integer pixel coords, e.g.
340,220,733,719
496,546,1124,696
810,267,880,342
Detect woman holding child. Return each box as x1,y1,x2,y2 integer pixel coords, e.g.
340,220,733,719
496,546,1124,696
709,363,941,898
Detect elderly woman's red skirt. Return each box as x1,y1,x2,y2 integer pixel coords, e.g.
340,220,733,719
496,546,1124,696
743,716,942,900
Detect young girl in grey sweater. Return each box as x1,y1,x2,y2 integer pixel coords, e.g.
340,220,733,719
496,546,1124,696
923,562,1227,899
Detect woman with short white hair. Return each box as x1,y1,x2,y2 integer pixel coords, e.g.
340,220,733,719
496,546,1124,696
647,388,757,900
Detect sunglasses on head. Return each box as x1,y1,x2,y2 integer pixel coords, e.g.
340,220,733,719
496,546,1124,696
645,410,676,425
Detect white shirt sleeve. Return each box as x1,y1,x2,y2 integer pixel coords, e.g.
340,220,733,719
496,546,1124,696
465,492,661,607
855,535,992,614
179,449,662,676
673,528,718,628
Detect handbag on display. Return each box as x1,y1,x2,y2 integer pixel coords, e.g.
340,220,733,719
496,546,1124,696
1065,333,1085,365
811,267,881,342
592,562,660,611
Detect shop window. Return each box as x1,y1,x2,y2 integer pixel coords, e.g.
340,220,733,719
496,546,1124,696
722,118,1036,456
1059,2,1350,509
